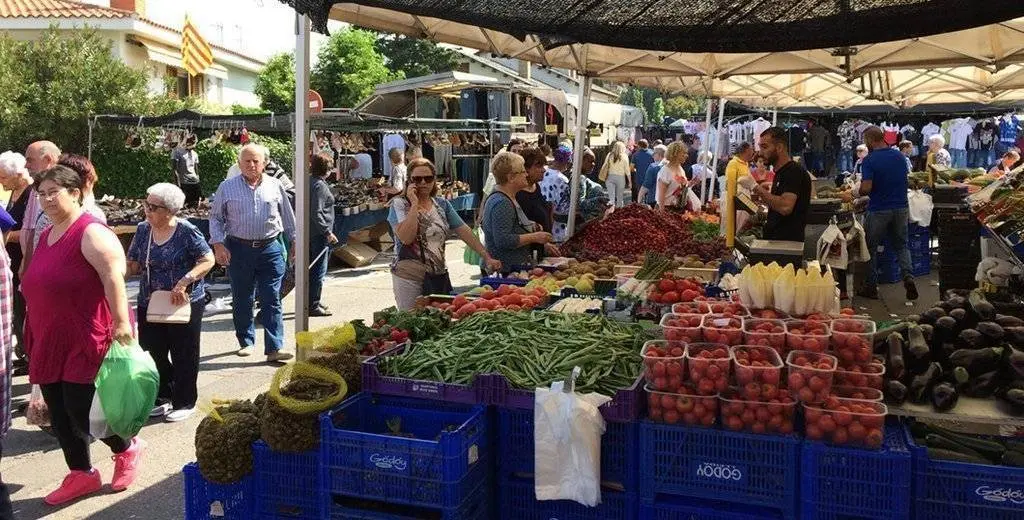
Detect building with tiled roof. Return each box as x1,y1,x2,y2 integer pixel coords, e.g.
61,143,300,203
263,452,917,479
0,0,267,107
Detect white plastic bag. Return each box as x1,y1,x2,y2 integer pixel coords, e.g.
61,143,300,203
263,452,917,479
88,392,116,439
26,384,50,427
534,367,612,507
908,190,933,227
846,218,871,263
816,222,848,270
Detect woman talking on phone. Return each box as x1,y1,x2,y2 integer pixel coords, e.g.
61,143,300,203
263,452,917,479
387,158,501,310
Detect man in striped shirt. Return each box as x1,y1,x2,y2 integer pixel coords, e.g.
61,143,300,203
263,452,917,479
210,144,296,363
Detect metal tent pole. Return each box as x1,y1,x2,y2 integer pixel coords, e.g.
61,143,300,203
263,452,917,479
700,99,714,204
293,13,312,355
772,109,778,126
566,76,593,238
710,98,727,208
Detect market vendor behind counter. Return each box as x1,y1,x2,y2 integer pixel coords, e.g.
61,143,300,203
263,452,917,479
753,127,812,243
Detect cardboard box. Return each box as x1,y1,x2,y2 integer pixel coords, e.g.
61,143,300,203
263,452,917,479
333,242,378,267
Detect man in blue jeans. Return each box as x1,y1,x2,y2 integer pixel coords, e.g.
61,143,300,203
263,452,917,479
858,126,918,301
210,144,297,363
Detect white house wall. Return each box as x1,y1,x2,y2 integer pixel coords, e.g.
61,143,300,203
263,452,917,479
222,71,259,107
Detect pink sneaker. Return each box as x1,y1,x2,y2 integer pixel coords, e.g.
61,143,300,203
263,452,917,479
44,469,102,505
111,437,146,492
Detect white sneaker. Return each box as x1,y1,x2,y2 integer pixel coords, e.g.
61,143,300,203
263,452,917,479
149,403,171,418
165,408,196,422
237,345,254,357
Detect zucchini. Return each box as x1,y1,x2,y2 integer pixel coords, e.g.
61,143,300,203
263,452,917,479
927,424,1006,461
927,447,991,464
1001,450,1024,467
925,434,987,461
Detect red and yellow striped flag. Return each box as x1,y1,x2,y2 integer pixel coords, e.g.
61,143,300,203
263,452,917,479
181,15,213,77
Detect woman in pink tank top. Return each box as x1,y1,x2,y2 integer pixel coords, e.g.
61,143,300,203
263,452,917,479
21,165,143,506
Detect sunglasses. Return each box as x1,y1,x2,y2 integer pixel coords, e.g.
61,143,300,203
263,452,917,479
410,175,435,184
143,201,168,212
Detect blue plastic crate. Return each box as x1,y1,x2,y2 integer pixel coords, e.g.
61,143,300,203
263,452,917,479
639,421,799,519
494,406,637,491
362,345,491,405
905,424,1024,520
498,475,637,520
183,463,252,520
328,472,491,519
252,442,323,519
800,422,911,520
639,496,782,520
320,393,490,509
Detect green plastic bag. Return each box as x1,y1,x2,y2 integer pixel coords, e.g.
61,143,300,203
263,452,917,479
463,227,483,267
95,339,159,439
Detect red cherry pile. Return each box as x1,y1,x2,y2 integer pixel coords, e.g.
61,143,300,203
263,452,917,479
642,340,685,392
785,320,830,354
830,319,875,365
706,301,750,316
646,384,718,427
686,343,732,395
720,388,796,435
786,350,837,403
701,314,744,346
749,308,789,319
672,301,711,315
803,396,887,449
743,319,786,350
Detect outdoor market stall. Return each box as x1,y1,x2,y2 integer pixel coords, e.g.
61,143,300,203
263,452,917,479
172,2,1024,519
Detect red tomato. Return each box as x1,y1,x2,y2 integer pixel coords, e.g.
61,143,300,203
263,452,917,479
658,279,676,292
662,291,680,303
663,410,680,424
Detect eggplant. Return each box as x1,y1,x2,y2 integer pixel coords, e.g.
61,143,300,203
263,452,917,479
963,370,1004,398
886,332,905,381
1005,347,1024,380
919,324,934,344
930,381,959,411
919,307,946,326
910,362,943,404
969,289,996,321
1001,451,1024,467
1006,327,1024,345
907,325,929,357
934,342,958,369
885,380,908,405
976,322,1005,342
949,347,1004,376
995,314,1024,327
957,329,986,349
949,366,970,389
948,308,968,323
996,387,1024,415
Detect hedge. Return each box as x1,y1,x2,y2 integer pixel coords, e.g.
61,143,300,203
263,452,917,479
90,129,294,199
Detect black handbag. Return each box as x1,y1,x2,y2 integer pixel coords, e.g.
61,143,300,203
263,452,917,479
417,236,453,295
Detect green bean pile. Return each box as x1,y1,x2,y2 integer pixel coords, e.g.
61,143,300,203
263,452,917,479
379,311,649,396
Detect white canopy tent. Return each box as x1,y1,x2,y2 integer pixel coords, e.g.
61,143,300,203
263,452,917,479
283,2,1024,337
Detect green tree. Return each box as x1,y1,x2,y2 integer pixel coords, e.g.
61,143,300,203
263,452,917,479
0,26,151,152
619,87,648,122
650,97,666,124
664,95,705,119
254,52,296,114
373,33,459,78
311,28,400,109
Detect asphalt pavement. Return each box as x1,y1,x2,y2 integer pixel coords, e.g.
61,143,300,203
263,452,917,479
2,242,480,520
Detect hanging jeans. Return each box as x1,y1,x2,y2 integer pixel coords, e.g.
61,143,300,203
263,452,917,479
605,175,627,208
226,237,285,354
949,149,967,168
837,150,854,175
864,208,912,291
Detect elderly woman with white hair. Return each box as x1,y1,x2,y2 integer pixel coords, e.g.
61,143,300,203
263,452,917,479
927,134,952,169
127,183,214,422
0,151,34,356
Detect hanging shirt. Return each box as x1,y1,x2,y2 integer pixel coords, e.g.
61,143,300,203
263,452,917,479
976,120,998,150
751,119,772,150
948,118,974,150
381,134,406,178
808,125,829,153
837,121,857,151
881,123,900,146
920,123,942,147
999,115,1021,144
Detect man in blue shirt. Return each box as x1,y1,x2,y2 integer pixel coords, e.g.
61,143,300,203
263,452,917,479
630,140,654,202
637,144,667,205
858,126,917,301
